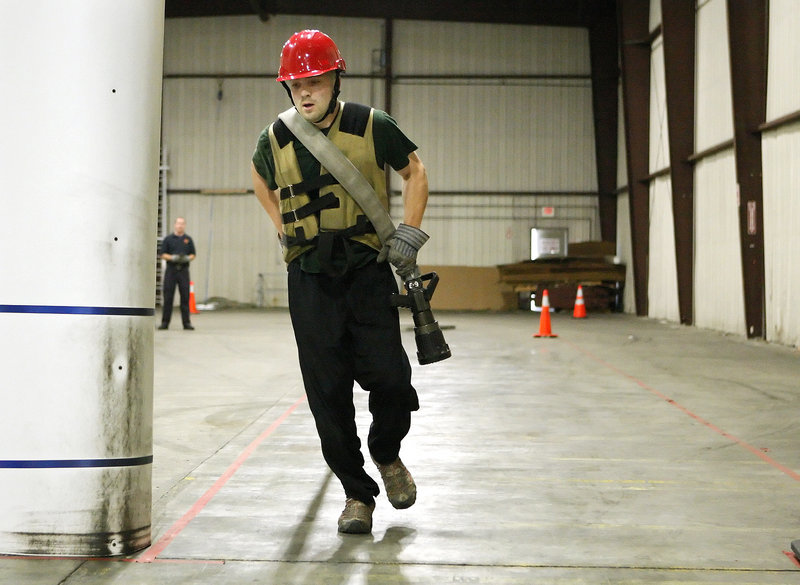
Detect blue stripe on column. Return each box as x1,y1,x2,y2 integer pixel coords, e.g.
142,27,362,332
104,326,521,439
0,456,154,469
0,305,154,316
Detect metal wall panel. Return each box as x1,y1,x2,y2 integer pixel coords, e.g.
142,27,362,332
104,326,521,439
162,77,380,190
616,192,636,314
392,83,596,193
165,194,287,307
762,123,800,346
649,38,670,172
387,19,598,269
162,13,386,190
767,0,800,119
693,152,745,334
164,15,383,76
649,0,662,30
695,0,733,151
162,78,279,190
395,194,599,267
762,0,800,345
616,81,633,313
645,32,679,321
647,177,680,321
617,81,628,190
391,19,595,193
393,21,590,76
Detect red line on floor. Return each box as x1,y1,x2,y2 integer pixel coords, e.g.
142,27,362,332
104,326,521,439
136,395,307,563
565,341,800,482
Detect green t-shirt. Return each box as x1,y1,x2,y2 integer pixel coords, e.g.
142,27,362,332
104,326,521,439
252,105,417,273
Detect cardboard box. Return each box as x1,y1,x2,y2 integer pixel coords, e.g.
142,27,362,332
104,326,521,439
417,266,516,311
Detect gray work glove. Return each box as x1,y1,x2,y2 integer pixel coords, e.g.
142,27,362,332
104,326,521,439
377,223,429,278
171,254,189,264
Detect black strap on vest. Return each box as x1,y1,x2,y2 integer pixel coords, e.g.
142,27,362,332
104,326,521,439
285,216,376,277
279,173,339,200
316,215,376,277
281,192,340,224
338,103,370,137
284,215,375,247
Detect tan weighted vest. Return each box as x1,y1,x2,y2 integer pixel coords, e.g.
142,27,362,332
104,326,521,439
268,102,387,264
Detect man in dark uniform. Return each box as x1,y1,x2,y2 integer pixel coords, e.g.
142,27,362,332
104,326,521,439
159,217,196,330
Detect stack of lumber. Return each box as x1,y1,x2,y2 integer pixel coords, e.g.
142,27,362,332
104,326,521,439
496,241,626,311
497,257,625,289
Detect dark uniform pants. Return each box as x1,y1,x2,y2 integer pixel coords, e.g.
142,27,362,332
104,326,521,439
161,265,191,327
288,260,419,506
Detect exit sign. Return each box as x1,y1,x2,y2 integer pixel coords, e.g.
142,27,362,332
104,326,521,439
542,206,555,217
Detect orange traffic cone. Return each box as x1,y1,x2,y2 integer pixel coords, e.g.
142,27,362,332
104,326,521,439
189,281,198,314
533,289,558,338
573,285,587,319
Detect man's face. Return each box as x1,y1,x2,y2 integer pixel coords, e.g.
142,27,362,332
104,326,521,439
289,72,335,125
174,218,186,236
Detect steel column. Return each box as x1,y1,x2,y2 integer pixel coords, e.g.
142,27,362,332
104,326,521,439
589,4,620,245
618,0,651,316
727,0,767,338
661,1,696,325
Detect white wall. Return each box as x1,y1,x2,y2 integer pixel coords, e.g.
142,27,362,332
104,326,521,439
695,0,733,152
165,194,286,308
616,192,635,315
648,177,680,322
762,123,800,346
623,0,745,334
693,153,745,334
616,77,635,315
646,35,679,321
762,0,800,346
690,0,743,335
765,0,800,119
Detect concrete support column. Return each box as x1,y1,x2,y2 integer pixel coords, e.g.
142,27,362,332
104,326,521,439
0,1,164,556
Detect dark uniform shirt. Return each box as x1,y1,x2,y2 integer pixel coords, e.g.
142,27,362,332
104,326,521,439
161,233,196,270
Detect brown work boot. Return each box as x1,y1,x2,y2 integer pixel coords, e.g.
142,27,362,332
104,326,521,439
374,457,416,509
337,498,374,534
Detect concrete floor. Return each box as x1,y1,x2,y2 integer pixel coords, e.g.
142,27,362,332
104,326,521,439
3,307,800,583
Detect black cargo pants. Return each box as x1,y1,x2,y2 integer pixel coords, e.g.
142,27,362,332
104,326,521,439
161,264,191,327
287,260,419,506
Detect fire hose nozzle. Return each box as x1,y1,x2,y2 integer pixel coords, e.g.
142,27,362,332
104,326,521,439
391,271,452,365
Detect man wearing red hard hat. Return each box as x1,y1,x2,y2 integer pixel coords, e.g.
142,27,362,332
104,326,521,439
251,30,430,534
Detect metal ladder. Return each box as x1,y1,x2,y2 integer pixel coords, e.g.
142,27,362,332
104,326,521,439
156,147,168,307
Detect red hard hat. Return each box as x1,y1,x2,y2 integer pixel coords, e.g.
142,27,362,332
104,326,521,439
277,30,346,82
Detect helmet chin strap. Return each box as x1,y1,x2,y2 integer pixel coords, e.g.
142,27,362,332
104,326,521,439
313,71,341,124
282,72,341,126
